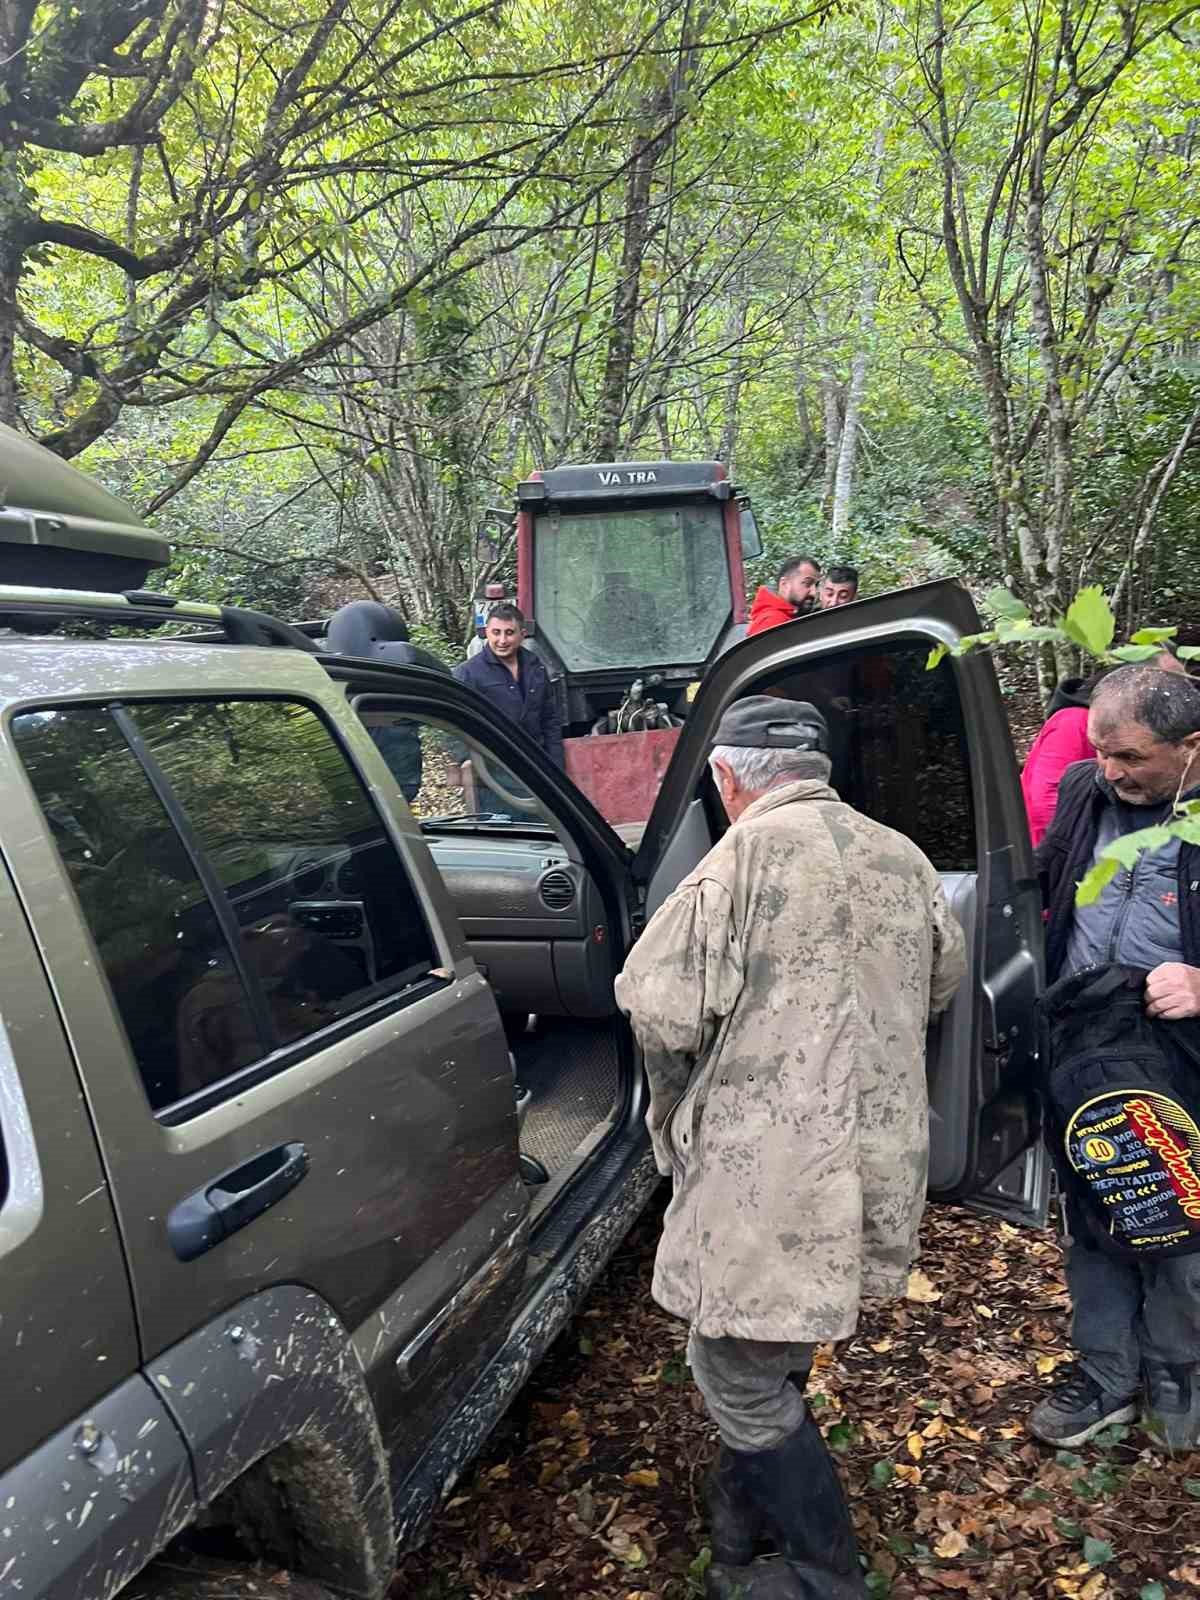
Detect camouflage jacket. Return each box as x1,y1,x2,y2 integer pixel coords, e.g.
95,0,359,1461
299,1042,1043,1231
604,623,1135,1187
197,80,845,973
614,779,966,1343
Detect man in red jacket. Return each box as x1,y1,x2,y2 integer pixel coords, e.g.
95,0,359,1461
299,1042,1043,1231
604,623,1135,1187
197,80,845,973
747,556,821,636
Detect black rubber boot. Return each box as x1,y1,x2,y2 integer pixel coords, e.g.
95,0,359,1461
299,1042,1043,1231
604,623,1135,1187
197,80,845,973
705,1555,868,1600
704,1445,765,1567
748,1414,866,1589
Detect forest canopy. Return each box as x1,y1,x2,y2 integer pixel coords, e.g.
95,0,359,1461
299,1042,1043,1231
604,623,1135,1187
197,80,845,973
3,0,1198,664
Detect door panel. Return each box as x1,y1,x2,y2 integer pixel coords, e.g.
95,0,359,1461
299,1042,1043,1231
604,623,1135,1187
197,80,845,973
0,854,139,1473
644,580,1047,1224
0,659,527,1452
342,682,641,1195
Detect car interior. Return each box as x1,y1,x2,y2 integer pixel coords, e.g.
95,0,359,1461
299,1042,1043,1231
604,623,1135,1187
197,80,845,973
357,707,629,1195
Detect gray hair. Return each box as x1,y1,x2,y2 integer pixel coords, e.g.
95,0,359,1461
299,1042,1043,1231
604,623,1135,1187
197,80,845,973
709,743,832,790
1091,665,1200,744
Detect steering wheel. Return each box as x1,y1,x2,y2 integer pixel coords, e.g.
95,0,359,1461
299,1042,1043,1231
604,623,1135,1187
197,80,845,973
469,748,543,814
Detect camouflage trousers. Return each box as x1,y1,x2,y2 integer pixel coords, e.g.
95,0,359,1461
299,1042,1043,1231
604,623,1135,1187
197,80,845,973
687,1330,814,1452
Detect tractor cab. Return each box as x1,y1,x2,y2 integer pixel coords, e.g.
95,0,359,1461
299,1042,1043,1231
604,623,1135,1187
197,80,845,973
515,460,759,830
516,460,757,733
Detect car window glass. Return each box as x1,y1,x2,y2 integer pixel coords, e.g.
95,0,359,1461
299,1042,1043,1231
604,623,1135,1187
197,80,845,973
759,642,976,871
125,699,438,1056
359,708,564,837
11,705,262,1108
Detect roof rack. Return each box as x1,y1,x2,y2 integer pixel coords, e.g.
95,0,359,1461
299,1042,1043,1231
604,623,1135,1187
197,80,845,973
0,584,319,652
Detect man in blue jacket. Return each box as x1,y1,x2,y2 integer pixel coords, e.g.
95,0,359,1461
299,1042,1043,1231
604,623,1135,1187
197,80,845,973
453,604,564,768
1031,664,1200,1453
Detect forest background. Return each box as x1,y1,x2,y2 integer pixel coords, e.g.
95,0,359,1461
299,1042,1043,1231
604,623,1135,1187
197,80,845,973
3,0,1199,697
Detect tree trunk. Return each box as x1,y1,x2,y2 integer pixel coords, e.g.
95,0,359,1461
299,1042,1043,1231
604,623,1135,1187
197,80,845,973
0,246,21,429
590,138,662,460
829,278,878,542
717,280,748,470
816,305,843,520
830,115,886,543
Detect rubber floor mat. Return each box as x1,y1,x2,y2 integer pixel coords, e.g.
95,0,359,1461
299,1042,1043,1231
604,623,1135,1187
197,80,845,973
513,1018,621,1176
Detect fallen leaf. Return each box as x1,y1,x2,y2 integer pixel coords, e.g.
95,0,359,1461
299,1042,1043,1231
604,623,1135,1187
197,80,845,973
623,1469,659,1489
933,1529,969,1557
906,1268,942,1303
906,1433,925,1460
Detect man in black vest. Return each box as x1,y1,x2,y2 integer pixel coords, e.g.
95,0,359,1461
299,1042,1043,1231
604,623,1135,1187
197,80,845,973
453,603,563,768
1032,664,1200,1451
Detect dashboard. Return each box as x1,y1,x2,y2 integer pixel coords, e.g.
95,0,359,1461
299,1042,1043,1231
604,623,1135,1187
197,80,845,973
424,834,615,1018
267,835,616,1020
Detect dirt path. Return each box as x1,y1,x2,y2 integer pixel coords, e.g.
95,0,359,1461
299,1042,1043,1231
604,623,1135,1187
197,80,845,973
394,1191,1200,1600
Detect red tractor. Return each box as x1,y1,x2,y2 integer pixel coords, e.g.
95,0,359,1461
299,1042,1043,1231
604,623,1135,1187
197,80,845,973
512,460,761,833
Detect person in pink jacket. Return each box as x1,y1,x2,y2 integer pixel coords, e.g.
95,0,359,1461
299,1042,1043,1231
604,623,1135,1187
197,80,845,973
1021,652,1187,845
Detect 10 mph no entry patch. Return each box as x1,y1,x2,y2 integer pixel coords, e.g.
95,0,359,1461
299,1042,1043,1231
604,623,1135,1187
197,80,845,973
1065,1089,1200,1251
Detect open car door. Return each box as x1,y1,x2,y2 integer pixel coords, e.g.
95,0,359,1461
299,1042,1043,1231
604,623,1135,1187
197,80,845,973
634,579,1049,1226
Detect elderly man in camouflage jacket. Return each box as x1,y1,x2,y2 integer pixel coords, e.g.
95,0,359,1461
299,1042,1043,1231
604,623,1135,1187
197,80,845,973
615,697,966,1600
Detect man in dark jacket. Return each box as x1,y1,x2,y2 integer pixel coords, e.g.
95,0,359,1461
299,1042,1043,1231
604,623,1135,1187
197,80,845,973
453,603,564,768
1032,664,1200,1451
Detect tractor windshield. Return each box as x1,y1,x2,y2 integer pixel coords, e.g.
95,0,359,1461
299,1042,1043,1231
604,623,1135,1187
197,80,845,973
533,502,731,671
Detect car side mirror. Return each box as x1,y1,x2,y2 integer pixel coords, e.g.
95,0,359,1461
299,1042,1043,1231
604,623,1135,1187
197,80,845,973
739,503,762,560
474,528,498,565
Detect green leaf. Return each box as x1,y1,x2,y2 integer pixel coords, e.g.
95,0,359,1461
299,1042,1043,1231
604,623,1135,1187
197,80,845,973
1139,1583,1167,1600
1099,823,1176,870
954,630,998,655
871,1459,896,1488
983,585,1029,620
1183,1477,1200,1497
1091,1423,1130,1448
1082,1536,1113,1568
826,1420,856,1452
865,1572,892,1599
1109,645,1164,662
996,621,1068,644
1061,586,1115,655
1075,856,1120,906
1130,628,1178,645
1178,646,1200,661
926,642,949,671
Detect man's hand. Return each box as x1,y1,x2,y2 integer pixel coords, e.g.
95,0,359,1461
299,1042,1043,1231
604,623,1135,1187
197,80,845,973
1145,963,1200,1020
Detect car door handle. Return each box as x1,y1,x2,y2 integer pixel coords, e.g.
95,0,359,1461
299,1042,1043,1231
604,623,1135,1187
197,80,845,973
168,1142,310,1262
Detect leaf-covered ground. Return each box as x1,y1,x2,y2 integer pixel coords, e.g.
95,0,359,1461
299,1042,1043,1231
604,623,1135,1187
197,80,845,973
394,1191,1200,1600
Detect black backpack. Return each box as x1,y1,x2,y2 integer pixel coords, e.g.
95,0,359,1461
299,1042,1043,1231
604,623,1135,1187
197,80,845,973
1041,964,1200,1259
